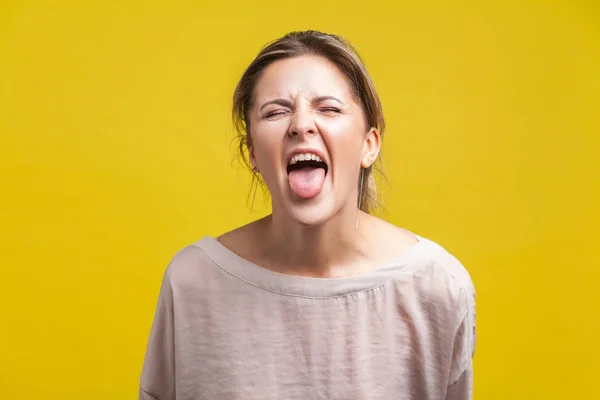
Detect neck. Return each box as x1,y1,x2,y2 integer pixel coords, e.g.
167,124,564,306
264,203,370,277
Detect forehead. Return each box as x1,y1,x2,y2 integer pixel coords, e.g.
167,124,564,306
253,55,355,103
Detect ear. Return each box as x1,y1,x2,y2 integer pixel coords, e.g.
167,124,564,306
248,145,259,172
361,127,381,168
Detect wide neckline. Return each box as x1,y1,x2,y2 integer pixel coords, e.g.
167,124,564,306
194,233,432,299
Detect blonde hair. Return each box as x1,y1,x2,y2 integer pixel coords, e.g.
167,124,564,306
232,30,386,213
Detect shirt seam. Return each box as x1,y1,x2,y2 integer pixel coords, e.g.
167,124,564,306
429,259,473,299
193,244,472,301
140,385,159,400
201,245,393,299
447,364,469,388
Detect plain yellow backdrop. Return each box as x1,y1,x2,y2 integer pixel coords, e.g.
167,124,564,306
1,0,598,398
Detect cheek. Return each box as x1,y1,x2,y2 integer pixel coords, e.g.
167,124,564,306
322,122,365,164
251,127,284,170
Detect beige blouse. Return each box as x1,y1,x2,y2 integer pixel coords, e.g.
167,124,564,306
139,234,476,399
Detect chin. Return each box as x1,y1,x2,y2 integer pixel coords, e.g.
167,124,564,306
282,196,338,227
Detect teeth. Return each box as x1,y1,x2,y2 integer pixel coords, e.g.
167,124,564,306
289,153,323,165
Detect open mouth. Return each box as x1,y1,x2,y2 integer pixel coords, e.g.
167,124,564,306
286,154,329,175
286,153,329,199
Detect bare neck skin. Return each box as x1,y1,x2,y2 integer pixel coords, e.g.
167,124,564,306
260,200,374,277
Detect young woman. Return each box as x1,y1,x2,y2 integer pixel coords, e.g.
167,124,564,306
139,30,476,400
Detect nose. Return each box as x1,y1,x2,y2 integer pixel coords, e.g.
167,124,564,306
288,108,317,139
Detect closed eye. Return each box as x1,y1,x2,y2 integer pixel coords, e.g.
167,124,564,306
263,110,289,120
320,107,342,114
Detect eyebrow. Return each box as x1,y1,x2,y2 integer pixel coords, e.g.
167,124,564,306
312,95,345,105
259,95,345,111
259,98,293,111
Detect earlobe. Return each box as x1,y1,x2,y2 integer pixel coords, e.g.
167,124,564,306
248,146,259,172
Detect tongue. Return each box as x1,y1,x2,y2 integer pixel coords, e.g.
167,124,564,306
288,167,326,199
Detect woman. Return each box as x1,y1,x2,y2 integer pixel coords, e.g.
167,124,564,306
139,30,476,400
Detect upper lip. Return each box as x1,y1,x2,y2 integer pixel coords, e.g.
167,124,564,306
286,147,329,166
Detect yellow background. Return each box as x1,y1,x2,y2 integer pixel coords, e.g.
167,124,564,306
1,0,598,398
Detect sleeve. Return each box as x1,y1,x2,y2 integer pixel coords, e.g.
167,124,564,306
139,270,176,400
445,284,476,400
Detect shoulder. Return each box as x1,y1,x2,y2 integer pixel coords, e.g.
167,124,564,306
415,237,474,298
370,217,474,303
386,234,476,332
159,239,222,292
367,216,475,312
415,237,477,370
404,236,476,356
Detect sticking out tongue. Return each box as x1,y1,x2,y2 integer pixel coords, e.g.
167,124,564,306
288,167,326,199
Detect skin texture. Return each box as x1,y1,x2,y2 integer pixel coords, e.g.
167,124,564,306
219,55,417,278
249,55,379,226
